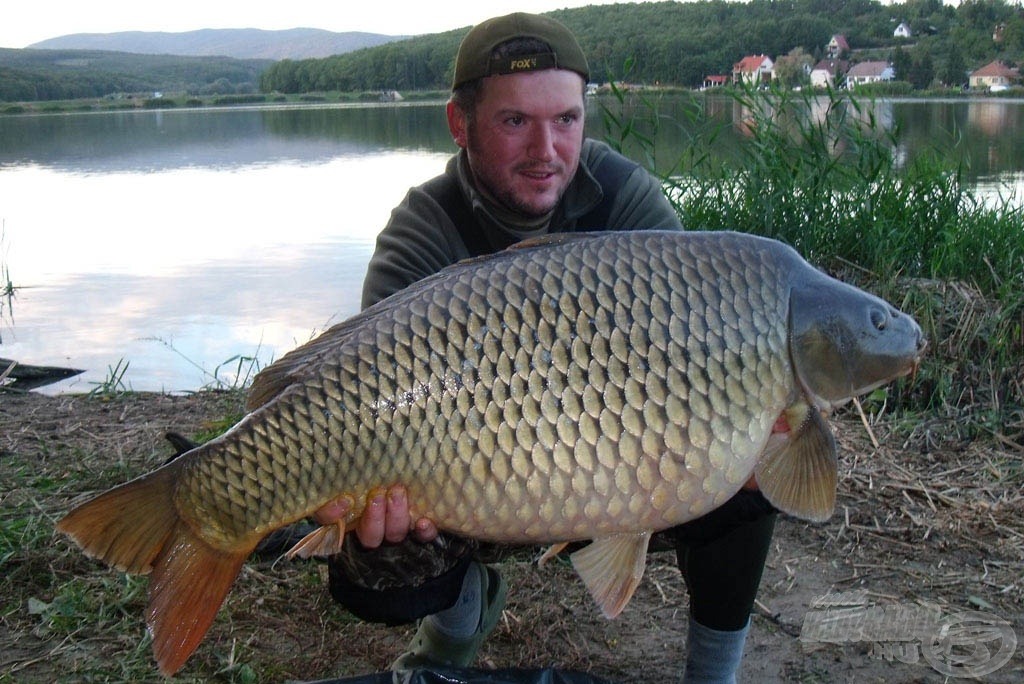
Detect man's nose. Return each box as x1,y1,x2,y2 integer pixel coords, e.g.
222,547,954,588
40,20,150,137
528,124,556,161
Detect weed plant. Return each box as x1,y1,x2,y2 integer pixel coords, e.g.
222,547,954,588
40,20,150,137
146,336,266,391
87,358,131,398
0,225,14,344
601,84,1023,443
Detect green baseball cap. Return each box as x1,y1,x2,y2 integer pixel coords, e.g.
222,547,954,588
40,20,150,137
452,13,590,90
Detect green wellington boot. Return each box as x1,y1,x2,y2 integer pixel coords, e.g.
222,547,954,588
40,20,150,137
392,561,508,671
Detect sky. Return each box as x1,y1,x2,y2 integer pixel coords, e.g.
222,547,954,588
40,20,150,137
0,0,640,49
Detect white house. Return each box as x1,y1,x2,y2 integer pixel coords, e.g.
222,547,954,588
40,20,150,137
810,59,848,89
846,61,896,88
826,35,850,59
894,22,912,38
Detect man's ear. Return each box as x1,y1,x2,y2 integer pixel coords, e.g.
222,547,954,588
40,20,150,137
446,101,468,149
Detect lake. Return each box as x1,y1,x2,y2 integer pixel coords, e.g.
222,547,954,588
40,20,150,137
1,96,1022,394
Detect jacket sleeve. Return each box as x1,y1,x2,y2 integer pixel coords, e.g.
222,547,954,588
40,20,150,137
360,186,468,310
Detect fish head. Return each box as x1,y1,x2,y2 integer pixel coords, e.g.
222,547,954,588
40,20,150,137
788,275,926,410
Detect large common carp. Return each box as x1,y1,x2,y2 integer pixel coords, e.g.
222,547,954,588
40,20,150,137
58,230,925,675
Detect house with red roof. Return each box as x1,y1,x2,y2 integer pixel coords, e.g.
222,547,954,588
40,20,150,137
826,35,850,59
732,55,774,86
969,60,1020,90
702,74,730,89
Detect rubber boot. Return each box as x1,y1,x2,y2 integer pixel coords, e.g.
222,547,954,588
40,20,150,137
683,617,750,684
391,561,507,670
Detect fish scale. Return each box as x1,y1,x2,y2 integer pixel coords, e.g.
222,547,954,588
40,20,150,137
57,230,926,675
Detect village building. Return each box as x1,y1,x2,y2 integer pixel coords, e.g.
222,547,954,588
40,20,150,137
702,74,730,89
845,61,895,88
732,55,774,86
810,59,848,89
894,21,912,38
969,60,1020,91
826,35,850,59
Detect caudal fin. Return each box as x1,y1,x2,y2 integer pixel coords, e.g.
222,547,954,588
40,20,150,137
57,461,254,675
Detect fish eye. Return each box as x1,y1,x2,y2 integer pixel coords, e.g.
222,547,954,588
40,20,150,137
870,308,888,331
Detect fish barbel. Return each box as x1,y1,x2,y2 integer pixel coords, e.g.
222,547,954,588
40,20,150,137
57,230,925,674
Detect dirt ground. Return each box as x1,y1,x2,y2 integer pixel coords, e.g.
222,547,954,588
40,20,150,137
1,390,1021,683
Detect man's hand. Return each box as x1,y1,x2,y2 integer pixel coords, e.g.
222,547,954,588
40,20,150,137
313,485,438,548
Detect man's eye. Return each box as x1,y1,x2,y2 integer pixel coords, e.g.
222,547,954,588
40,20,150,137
505,115,524,126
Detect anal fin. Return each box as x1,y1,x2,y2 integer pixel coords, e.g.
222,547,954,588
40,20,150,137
538,542,570,566
285,520,349,559
570,531,652,618
755,402,837,522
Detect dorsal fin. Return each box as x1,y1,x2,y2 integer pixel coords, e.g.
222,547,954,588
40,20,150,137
508,232,599,250
246,307,384,409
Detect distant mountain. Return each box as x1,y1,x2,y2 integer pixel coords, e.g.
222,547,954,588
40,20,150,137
27,28,409,60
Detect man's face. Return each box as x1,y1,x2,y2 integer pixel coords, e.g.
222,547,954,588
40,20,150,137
447,69,585,218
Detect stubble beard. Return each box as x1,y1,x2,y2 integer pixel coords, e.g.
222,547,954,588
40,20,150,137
466,124,570,219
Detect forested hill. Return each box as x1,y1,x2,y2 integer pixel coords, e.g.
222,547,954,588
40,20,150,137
261,0,1024,92
3,0,1023,102
27,28,406,61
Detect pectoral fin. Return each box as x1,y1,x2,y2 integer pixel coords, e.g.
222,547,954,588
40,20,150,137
570,531,652,618
755,403,837,522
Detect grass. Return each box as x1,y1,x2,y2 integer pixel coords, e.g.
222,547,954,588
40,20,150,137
87,358,131,398
143,337,267,393
0,392,270,682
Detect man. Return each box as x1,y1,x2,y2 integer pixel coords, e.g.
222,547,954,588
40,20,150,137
318,13,777,683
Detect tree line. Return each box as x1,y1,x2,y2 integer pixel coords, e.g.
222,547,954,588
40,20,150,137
0,49,270,102
259,0,1024,93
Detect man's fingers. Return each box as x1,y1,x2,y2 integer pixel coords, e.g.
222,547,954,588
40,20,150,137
384,486,413,543
412,517,439,543
355,488,388,548
350,485,437,548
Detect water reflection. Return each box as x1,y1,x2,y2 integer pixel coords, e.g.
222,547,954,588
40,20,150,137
11,240,372,392
0,102,454,173
1,149,449,393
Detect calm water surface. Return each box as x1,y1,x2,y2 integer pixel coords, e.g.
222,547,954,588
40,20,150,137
1,98,1021,394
